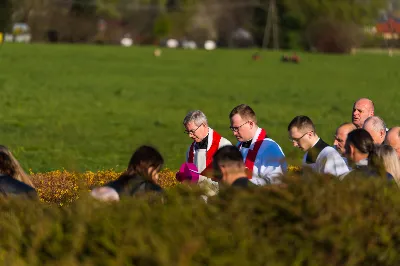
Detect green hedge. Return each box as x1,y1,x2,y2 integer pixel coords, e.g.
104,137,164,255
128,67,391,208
0,175,399,265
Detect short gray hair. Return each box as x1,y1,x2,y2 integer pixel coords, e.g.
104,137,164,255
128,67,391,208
183,110,208,126
364,116,386,133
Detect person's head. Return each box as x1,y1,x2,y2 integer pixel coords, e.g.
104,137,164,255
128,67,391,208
183,110,209,143
352,98,374,128
212,145,246,185
0,145,34,188
344,128,375,164
334,122,356,155
126,145,164,183
362,116,386,145
229,104,258,142
287,116,318,151
374,144,400,181
385,127,400,159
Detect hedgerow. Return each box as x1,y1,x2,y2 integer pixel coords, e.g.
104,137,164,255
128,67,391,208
0,175,399,265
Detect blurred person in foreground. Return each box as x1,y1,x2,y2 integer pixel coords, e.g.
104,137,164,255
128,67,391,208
288,115,349,177
229,104,286,185
343,129,384,179
373,144,400,183
212,145,253,188
91,145,164,202
0,145,35,188
0,149,37,199
182,110,231,196
362,116,386,145
385,127,400,159
352,98,375,129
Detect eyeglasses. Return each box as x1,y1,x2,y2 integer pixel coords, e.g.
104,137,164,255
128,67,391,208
184,124,203,135
289,131,312,143
230,121,250,132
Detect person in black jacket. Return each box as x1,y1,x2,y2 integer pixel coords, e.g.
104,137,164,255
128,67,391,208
212,145,252,188
0,151,37,199
91,145,164,201
343,129,386,179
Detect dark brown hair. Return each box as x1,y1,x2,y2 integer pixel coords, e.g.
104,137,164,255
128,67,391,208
0,151,16,177
124,145,164,179
345,129,375,155
287,115,316,132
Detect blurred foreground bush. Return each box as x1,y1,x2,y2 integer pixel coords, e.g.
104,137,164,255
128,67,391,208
0,175,399,265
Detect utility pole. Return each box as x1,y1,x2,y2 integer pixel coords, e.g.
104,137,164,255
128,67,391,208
262,0,279,50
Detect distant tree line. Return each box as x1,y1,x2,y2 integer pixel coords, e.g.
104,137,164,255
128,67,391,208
1,0,392,52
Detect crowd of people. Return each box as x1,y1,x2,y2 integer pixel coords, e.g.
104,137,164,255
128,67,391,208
0,98,399,201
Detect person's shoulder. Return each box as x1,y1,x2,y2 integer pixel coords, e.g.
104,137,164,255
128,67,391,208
0,175,35,191
261,138,285,155
146,182,163,192
0,175,37,198
231,177,250,188
320,146,342,159
219,137,232,146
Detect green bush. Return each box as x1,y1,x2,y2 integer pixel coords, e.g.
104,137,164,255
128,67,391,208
153,14,171,40
306,18,364,54
0,175,399,265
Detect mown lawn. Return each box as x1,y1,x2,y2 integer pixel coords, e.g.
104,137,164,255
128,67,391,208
0,43,399,172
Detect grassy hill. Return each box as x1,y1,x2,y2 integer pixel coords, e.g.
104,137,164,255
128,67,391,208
0,43,399,172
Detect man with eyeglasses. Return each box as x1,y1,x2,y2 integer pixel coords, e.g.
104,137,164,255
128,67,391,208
183,110,231,187
288,115,349,177
229,104,286,185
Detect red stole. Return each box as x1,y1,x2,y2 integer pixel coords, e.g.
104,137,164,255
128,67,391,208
188,130,222,176
238,128,267,179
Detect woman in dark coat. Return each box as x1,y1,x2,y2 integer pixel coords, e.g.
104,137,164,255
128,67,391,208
0,150,37,199
91,145,164,201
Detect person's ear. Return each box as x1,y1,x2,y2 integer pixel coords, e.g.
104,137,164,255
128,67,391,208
248,121,254,128
380,130,385,139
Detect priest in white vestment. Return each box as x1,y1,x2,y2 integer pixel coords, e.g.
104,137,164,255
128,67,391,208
183,110,231,194
229,104,287,186
288,115,349,177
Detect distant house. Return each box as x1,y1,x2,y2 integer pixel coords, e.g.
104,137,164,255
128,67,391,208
376,16,400,33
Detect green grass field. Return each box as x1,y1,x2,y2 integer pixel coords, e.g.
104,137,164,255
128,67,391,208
0,43,399,172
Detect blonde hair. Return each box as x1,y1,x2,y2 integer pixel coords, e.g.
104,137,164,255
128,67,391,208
375,144,400,185
0,146,35,188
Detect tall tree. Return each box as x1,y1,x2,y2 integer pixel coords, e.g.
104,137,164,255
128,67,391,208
0,0,12,32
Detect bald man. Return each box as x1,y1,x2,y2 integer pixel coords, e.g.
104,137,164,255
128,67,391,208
334,122,356,155
363,116,386,144
385,127,400,158
352,98,374,129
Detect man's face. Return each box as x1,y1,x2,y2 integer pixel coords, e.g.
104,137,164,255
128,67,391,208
288,127,313,151
385,131,400,159
352,100,373,128
334,126,352,155
363,122,384,144
184,121,208,142
230,114,253,142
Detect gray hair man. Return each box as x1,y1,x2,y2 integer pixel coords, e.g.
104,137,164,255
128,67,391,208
385,127,400,159
183,110,231,194
363,116,386,144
